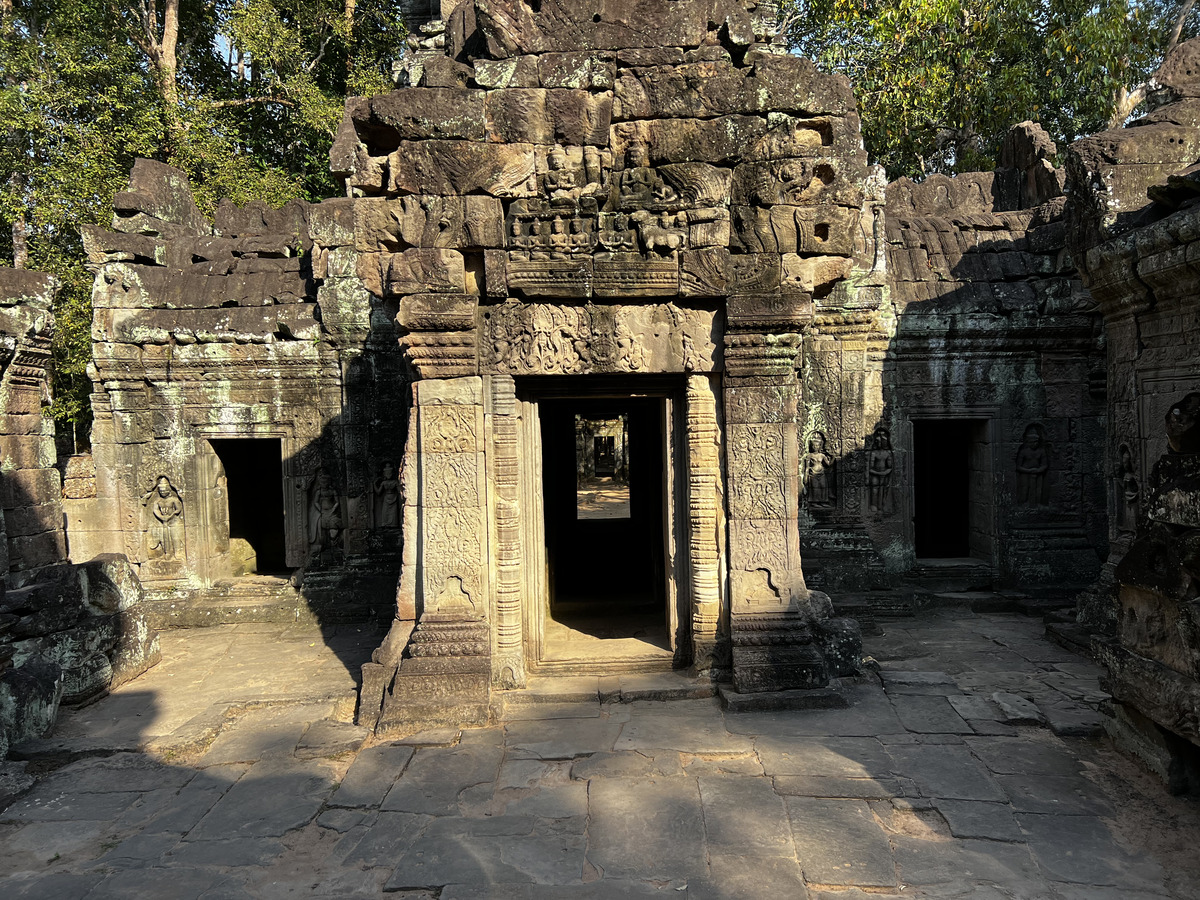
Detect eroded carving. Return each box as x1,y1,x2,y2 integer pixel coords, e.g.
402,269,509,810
1016,423,1049,506
802,431,835,509
142,475,183,560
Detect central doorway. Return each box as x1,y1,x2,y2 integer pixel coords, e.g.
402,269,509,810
521,379,682,671
912,418,993,561
210,438,288,575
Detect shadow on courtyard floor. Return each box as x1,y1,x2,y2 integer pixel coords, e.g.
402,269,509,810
2,609,1198,898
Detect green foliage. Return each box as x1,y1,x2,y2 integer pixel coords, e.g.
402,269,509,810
0,0,407,434
785,0,1197,178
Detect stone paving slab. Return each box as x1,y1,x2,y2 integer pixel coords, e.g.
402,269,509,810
785,796,898,889
587,776,708,884
0,614,1197,898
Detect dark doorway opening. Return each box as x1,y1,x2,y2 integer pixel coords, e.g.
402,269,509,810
210,438,287,574
539,396,667,644
913,419,988,559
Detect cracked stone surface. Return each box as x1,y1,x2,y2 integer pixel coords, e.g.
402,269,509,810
1,610,1198,898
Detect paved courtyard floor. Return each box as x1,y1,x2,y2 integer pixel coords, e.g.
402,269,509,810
2,608,1199,899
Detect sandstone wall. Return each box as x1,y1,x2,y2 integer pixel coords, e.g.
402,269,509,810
0,270,157,759
74,160,407,619
800,124,1106,597
0,269,65,585
1066,38,1200,789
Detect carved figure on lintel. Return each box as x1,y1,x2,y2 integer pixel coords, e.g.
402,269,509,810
631,209,686,254
619,144,678,209
868,425,895,514
616,315,645,370
599,212,637,251
307,467,344,557
803,431,836,509
373,461,400,529
542,145,579,202
1015,423,1049,506
509,219,530,258
1117,443,1141,532
142,475,183,560
569,216,594,254
682,332,699,372
549,216,570,257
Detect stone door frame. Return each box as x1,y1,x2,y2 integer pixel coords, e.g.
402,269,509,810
188,426,305,585
902,408,999,568
511,373,724,676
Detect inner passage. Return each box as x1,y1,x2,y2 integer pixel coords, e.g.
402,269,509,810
541,398,667,650
913,419,984,559
210,438,287,575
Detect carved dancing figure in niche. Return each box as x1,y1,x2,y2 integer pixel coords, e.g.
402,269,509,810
308,468,344,556
1015,424,1049,506
143,475,183,560
1117,444,1140,532
868,425,895,514
373,461,400,529
802,432,835,509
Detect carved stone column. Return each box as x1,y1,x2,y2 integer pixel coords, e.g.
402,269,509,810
686,375,725,673
723,290,856,693
375,376,492,731
488,374,525,688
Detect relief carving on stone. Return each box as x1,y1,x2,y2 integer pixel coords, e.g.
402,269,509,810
867,424,895,515
727,424,789,520
421,405,478,453
1016,423,1050,506
483,302,718,375
422,505,484,609
142,475,183,561
371,461,400,529
728,520,790,583
306,468,345,558
802,431,836,509
1117,443,1141,532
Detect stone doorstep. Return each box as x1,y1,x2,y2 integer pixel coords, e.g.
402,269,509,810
718,682,850,712
500,672,718,709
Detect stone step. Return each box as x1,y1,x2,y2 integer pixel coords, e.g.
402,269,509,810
145,575,385,628
501,671,718,710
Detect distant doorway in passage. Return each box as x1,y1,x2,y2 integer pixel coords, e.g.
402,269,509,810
539,396,668,652
913,419,991,559
210,438,287,574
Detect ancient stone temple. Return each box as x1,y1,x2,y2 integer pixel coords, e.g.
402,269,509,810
62,0,1124,731
1064,39,1200,790
1,269,157,757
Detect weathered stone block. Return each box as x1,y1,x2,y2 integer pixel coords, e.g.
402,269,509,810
387,141,537,198
369,88,487,141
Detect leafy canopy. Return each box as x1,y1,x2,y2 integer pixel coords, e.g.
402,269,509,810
0,0,407,431
784,0,1197,178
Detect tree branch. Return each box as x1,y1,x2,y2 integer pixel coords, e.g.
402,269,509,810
1168,0,1196,55
208,95,295,109
304,31,336,74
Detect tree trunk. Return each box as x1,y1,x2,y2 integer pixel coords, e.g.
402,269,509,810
12,213,28,270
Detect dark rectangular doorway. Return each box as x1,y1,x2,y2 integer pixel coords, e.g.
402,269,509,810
913,419,990,559
539,396,668,647
210,438,287,574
